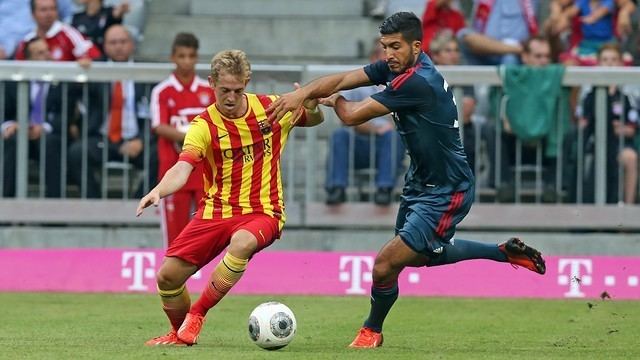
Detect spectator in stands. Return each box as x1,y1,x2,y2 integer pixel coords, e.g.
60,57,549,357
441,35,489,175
0,0,75,59
458,0,539,65
546,0,637,65
72,0,130,54
420,0,466,55
430,32,497,188
67,25,154,198
493,35,566,202
151,33,214,246
580,43,638,204
325,44,405,206
564,0,617,65
2,38,77,197
14,0,101,66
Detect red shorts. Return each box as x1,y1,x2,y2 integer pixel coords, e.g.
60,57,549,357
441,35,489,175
166,213,281,269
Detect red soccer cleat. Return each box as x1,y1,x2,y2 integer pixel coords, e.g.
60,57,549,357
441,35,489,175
144,330,188,346
177,313,205,345
499,237,546,275
349,327,384,348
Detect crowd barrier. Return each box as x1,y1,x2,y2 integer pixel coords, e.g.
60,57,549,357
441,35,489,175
2,61,640,211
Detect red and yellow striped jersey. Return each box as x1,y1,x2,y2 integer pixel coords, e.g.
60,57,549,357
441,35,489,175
178,93,306,229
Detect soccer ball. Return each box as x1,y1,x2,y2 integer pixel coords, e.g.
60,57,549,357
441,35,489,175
248,301,297,350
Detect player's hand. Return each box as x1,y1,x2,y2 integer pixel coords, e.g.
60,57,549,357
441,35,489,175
266,88,307,124
318,93,341,108
291,82,318,126
295,82,318,110
136,189,160,217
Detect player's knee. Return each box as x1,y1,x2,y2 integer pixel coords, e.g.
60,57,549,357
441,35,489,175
372,259,394,283
156,268,183,290
228,230,258,258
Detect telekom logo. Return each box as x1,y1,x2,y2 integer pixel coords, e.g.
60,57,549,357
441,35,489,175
557,258,592,298
339,256,374,294
121,252,156,291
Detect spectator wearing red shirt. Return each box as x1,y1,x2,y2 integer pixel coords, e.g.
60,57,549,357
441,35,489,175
421,0,466,55
150,33,214,247
14,0,101,67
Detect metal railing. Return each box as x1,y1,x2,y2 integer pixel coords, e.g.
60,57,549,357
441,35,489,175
1,61,640,206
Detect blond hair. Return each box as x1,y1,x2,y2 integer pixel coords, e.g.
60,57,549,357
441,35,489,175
210,49,251,82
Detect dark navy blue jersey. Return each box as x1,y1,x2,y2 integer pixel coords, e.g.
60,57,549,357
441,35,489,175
363,52,474,194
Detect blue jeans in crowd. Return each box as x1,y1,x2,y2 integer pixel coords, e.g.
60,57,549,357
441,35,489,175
326,128,405,190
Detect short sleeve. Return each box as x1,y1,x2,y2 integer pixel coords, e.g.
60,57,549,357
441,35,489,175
371,74,432,112
363,60,391,86
178,116,209,166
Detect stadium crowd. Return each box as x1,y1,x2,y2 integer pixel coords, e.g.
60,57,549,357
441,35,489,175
2,0,640,205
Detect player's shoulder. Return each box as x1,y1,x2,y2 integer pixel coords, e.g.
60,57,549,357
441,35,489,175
151,77,177,96
389,68,432,97
253,93,278,105
191,104,216,124
246,93,278,113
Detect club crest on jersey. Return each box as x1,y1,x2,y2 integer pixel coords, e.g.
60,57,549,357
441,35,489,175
258,121,271,135
199,93,211,106
52,47,63,60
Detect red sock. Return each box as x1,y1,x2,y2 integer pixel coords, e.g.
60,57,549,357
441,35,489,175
191,252,247,316
159,284,191,332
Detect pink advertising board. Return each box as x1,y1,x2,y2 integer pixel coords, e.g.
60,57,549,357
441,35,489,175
0,249,638,299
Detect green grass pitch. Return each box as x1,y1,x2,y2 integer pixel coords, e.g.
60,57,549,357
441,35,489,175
0,293,638,359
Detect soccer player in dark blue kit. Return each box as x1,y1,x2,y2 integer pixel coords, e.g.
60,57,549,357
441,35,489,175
267,12,546,348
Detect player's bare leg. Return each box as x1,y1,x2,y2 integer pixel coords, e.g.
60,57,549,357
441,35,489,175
145,257,197,346
178,230,257,345
350,235,428,349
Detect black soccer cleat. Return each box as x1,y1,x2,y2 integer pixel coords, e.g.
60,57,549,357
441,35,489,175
498,237,546,275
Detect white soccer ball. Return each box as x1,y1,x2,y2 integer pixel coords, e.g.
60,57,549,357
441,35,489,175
248,301,297,350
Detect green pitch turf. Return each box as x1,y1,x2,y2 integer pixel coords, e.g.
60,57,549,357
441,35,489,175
0,293,638,359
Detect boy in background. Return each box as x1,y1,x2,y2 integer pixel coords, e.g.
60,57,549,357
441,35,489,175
151,33,214,246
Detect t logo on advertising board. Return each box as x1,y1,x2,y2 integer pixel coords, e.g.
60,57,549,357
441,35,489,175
339,256,374,294
121,252,156,291
558,258,592,298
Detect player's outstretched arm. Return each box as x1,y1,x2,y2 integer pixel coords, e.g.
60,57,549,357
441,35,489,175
136,161,194,216
291,82,324,127
267,68,372,124
319,94,390,126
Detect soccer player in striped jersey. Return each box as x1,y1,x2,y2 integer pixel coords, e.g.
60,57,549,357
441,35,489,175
138,49,324,346
268,12,546,349
151,33,214,247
